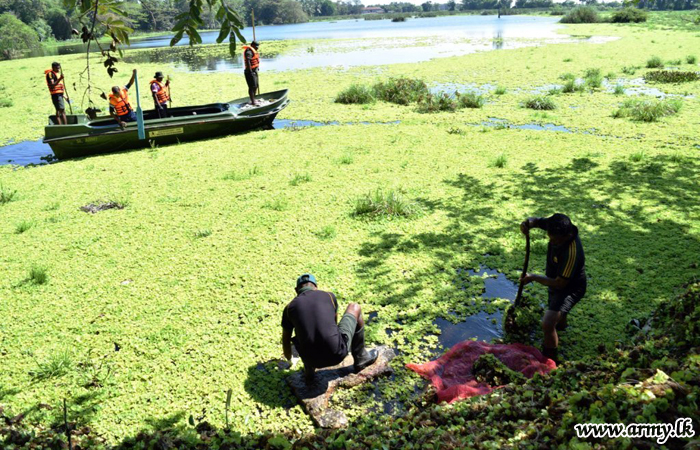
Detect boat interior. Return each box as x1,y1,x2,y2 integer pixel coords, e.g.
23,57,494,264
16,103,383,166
48,103,231,127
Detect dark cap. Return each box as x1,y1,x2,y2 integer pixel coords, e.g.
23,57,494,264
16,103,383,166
52,62,60,67
544,213,576,237
154,71,164,78
251,40,260,47
295,273,317,292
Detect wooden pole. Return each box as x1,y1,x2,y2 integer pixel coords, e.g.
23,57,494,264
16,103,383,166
60,67,73,115
252,9,260,95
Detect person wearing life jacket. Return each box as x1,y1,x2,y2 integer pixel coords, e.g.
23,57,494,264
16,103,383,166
45,62,68,125
108,69,137,128
150,71,171,119
243,41,260,106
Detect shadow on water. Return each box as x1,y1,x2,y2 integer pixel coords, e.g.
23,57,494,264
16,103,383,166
433,265,518,351
0,140,55,166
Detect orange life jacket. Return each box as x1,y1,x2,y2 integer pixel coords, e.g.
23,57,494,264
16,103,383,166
45,69,64,95
109,88,132,116
150,79,169,104
242,46,260,71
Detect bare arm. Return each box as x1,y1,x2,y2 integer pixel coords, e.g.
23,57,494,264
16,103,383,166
521,273,569,290
282,327,293,361
126,69,136,89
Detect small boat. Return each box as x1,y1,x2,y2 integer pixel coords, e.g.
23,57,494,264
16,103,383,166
44,89,289,160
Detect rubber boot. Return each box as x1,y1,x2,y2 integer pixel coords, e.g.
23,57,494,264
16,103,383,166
542,346,558,364
351,326,378,373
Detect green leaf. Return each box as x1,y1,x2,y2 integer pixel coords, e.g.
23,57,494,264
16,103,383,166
216,21,230,44
229,40,237,58
170,30,184,47
188,28,202,45
172,19,188,33
216,5,226,21
232,27,246,44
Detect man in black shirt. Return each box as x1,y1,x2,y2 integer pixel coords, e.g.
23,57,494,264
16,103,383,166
282,274,378,383
520,213,586,362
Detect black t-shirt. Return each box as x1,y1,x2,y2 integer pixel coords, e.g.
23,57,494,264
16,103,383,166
534,219,586,294
281,289,347,367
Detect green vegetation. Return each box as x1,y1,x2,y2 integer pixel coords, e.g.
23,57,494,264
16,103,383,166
687,54,697,64
289,172,312,185
373,77,429,105
28,265,49,285
194,229,212,238
417,94,458,113
613,97,683,122
0,184,16,204
644,69,700,83
457,91,486,108
494,85,507,95
0,13,41,60
560,6,598,24
613,83,625,95
353,189,420,218
610,7,648,23
583,67,603,88
488,152,508,168
31,350,72,380
14,219,33,234
523,95,556,110
335,84,375,104
646,55,664,69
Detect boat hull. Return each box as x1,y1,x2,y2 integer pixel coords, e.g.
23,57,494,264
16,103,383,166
44,90,288,160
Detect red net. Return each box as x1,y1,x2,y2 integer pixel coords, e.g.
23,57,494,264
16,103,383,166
406,341,556,404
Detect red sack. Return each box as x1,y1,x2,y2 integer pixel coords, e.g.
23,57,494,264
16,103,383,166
406,341,556,404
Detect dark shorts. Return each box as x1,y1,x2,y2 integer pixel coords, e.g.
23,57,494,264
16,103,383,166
338,313,357,349
548,282,586,314
119,111,137,122
155,102,168,118
245,69,258,90
51,94,65,111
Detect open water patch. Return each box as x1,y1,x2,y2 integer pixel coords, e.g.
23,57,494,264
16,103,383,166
473,118,578,134
0,140,55,166
272,119,399,129
433,265,518,352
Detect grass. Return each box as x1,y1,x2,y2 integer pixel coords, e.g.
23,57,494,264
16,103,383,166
630,150,646,162
32,350,72,380
352,189,419,218
265,198,289,211
335,84,375,104
416,94,457,113
583,68,603,89
222,166,262,180
644,70,700,83
646,55,664,68
289,173,312,186
372,77,429,105
315,225,336,239
338,153,354,165
687,55,697,64
613,84,625,95
561,79,585,93
488,153,508,168
456,91,485,108
14,220,33,234
523,95,556,110
560,6,599,24
613,97,683,122
28,265,48,285
493,85,507,95
621,65,638,75
194,229,212,238
0,98,12,108
0,184,17,204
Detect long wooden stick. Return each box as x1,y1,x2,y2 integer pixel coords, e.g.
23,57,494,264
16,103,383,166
504,230,530,333
60,68,74,115
251,9,260,95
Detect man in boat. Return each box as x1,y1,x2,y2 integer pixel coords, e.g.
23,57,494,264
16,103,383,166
150,71,171,119
108,69,138,129
242,41,260,106
519,213,586,363
45,62,68,125
282,274,379,384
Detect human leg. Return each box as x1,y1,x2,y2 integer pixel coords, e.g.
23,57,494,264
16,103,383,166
339,303,378,372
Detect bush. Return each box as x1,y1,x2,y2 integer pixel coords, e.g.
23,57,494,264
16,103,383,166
353,189,419,218
391,16,406,22
687,55,697,64
456,91,485,108
373,77,428,105
0,13,41,60
621,65,638,75
644,70,700,83
560,6,599,24
489,153,508,168
0,98,12,108
524,96,556,110
335,84,375,104
416,94,457,113
494,86,507,95
29,265,49,285
646,56,664,69
610,7,648,23
613,98,682,122
0,184,16,204
613,84,625,95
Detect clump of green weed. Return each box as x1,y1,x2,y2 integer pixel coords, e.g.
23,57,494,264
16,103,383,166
548,87,562,95
373,77,428,105
563,57,573,62
353,189,419,218
523,96,556,110
494,86,507,95
32,350,72,380
0,98,12,108
584,68,603,89
0,184,17,205
560,6,599,23
613,98,682,122
222,166,262,181
194,229,212,238
613,84,626,95
416,94,457,113
15,220,33,234
335,84,375,104
646,56,664,69
562,79,585,93
621,65,638,75
630,150,646,162
457,91,485,109
265,198,288,211
28,265,49,285
489,153,508,168
447,127,465,135
611,7,647,23
315,225,336,240
559,72,576,81
290,173,312,186
338,153,354,165
644,70,700,83
686,55,697,64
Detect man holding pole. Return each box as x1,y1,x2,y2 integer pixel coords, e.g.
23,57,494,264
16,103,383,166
45,62,69,125
150,71,171,119
243,41,260,106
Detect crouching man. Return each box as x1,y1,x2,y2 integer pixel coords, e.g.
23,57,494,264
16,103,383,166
282,274,378,384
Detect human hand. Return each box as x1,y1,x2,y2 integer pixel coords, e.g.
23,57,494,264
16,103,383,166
118,121,127,130
520,220,530,235
519,273,534,285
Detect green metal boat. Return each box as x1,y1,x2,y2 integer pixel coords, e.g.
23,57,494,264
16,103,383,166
43,89,289,160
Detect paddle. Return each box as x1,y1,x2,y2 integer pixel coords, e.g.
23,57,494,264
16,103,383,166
252,9,260,96
60,68,73,115
134,70,146,140
504,228,530,334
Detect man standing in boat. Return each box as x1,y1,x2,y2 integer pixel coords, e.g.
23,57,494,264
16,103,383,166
243,41,260,106
108,69,138,128
45,62,68,125
519,213,586,363
282,274,379,384
150,71,171,119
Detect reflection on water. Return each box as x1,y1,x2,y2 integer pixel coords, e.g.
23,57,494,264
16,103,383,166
434,265,519,350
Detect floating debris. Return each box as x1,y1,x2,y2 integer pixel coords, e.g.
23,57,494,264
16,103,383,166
80,202,125,214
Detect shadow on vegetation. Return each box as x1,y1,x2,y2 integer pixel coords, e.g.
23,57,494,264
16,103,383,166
244,360,298,409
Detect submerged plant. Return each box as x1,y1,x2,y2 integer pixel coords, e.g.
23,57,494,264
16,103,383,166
523,96,556,110
335,84,375,104
353,189,419,218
